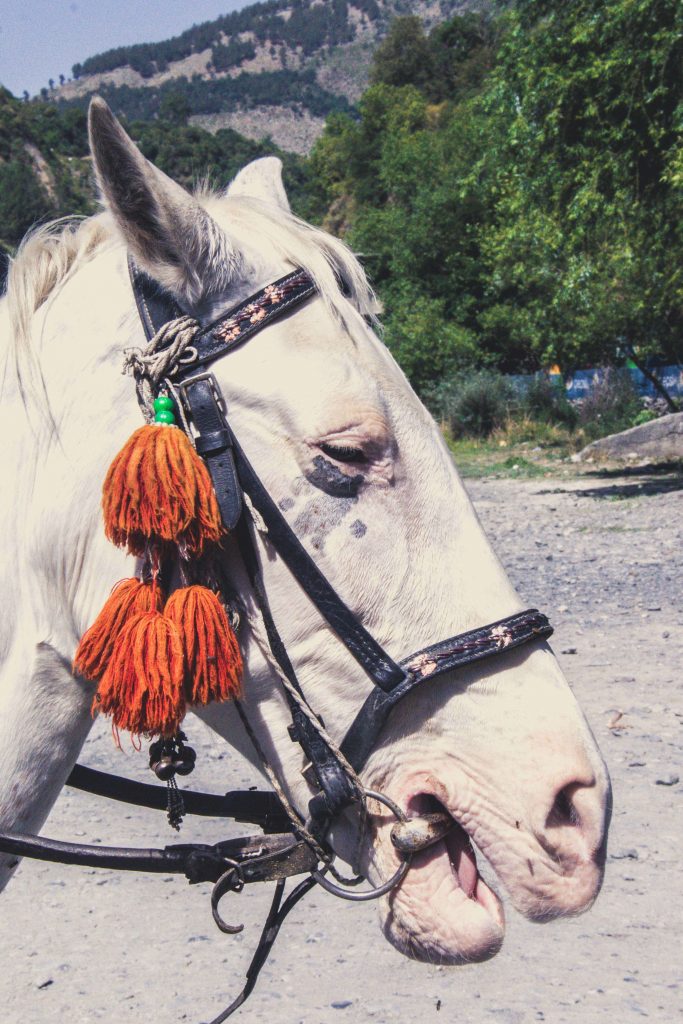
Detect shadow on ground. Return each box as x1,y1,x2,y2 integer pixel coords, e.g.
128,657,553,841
536,461,683,500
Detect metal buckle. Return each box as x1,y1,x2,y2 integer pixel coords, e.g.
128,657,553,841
173,370,225,415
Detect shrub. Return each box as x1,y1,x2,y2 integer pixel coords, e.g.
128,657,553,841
521,374,577,428
425,370,515,437
632,408,658,427
578,368,642,441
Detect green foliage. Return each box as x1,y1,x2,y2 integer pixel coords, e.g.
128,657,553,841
0,87,312,252
158,92,191,125
60,69,350,123
0,89,92,246
632,408,658,426
381,288,479,394
310,1,683,392
211,40,256,73
0,160,54,243
71,0,378,80
475,0,683,372
520,375,577,428
369,17,434,93
370,13,497,102
424,370,516,438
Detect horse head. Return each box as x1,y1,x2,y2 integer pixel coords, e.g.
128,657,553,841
0,99,611,970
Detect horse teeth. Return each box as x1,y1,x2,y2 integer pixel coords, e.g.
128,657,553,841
390,811,454,854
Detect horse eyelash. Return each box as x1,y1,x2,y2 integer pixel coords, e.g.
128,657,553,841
319,442,367,464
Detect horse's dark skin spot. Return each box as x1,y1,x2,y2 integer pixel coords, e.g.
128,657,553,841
527,859,535,875
306,455,363,498
293,492,357,551
350,519,367,538
279,496,295,512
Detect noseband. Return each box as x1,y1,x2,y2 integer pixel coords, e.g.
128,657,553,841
0,261,552,1022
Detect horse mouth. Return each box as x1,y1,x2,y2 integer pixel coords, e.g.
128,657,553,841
377,794,505,964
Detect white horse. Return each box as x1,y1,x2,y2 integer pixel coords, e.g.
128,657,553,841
0,98,610,969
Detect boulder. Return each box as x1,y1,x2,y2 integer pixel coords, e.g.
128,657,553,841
576,412,683,462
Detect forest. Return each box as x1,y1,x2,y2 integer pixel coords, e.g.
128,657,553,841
2,0,681,421
61,68,351,123
71,0,382,79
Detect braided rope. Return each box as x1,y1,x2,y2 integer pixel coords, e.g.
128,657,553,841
122,315,200,421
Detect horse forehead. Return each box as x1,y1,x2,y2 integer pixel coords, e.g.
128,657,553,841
216,299,389,413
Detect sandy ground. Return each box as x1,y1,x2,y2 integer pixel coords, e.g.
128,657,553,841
2,469,681,1024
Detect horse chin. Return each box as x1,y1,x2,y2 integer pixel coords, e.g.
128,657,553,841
375,824,506,965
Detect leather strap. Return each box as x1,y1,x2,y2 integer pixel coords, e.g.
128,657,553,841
175,374,243,530
0,830,316,884
233,516,359,827
128,256,184,337
340,609,553,772
232,437,408,693
187,269,316,370
67,764,290,833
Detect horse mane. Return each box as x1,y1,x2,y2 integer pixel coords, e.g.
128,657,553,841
4,189,380,417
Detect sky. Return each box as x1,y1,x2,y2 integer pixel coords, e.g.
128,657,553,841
0,0,250,97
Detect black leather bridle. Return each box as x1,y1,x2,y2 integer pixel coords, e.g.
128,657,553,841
0,261,553,1022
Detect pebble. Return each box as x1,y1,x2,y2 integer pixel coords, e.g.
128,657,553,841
655,774,680,786
332,1000,353,1009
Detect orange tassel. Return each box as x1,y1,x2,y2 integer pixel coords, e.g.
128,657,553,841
74,579,165,681
94,611,186,737
165,586,242,706
102,424,224,557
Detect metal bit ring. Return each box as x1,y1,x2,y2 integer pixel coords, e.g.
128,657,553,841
310,790,412,902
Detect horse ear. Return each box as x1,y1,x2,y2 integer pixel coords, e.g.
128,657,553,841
227,157,291,212
88,97,236,303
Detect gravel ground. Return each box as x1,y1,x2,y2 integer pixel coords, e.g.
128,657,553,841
2,469,681,1024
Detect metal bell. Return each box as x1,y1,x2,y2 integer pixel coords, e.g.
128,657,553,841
152,755,177,782
173,745,196,777
148,738,165,768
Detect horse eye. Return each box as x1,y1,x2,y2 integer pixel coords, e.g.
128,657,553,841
319,442,367,465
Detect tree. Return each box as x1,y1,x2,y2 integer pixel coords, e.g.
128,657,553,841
158,91,190,125
370,16,433,93
0,160,53,245
311,1,683,389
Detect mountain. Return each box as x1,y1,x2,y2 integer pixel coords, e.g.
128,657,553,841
53,0,487,154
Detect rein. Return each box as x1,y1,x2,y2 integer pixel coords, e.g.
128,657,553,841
0,260,553,1022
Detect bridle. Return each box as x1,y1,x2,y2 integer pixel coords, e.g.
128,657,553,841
0,260,553,1022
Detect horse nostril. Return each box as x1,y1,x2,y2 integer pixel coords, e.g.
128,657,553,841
545,783,582,830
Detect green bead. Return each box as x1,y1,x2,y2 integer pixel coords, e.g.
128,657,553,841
153,394,174,412
155,410,176,425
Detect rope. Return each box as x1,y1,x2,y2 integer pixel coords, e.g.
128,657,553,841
242,600,369,877
233,699,330,867
122,315,200,421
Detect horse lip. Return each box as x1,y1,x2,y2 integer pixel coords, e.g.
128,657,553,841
397,792,503,912
374,791,506,964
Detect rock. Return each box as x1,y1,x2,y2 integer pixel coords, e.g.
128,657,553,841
655,774,680,786
331,1000,353,1009
575,412,683,462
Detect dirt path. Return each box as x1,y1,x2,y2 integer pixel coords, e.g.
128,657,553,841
2,471,681,1024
